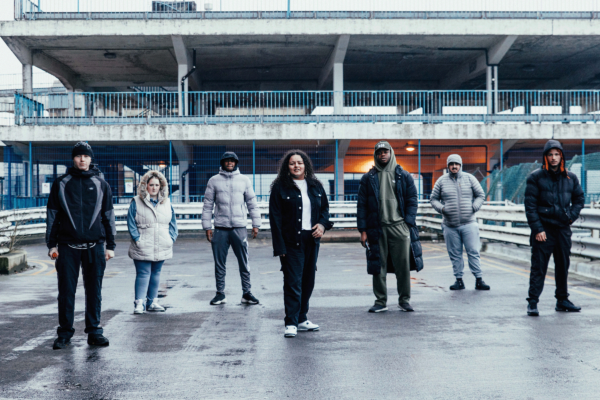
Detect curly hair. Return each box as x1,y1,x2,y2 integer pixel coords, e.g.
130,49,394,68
271,149,322,191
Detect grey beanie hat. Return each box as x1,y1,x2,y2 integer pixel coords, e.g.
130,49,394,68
447,154,463,166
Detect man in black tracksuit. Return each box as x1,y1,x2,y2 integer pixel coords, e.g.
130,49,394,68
524,140,585,316
46,142,116,349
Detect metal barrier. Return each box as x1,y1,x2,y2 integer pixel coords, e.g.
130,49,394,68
14,0,600,20
3,201,600,260
14,90,600,126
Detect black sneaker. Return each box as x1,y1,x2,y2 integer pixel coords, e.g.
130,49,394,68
210,293,227,305
555,299,581,312
368,304,388,313
450,278,465,291
241,292,259,305
87,334,109,347
475,278,490,291
52,337,70,350
527,302,539,317
398,303,414,312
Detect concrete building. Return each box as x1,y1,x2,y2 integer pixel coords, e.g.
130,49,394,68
2,2,600,207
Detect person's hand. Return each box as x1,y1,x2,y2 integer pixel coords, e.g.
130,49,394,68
48,247,59,260
360,232,368,248
252,227,259,239
206,229,213,242
136,241,140,246
280,254,286,258
105,250,114,261
535,232,547,242
312,224,325,238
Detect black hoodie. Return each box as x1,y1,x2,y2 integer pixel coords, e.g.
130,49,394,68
524,140,585,234
46,165,116,250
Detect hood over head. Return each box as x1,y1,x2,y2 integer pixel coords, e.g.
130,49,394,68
542,139,567,175
374,141,398,172
447,154,463,168
138,170,169,204
220,151,239,171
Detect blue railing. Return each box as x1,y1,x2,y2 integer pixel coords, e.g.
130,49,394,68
14,90,600,125
15,0,600,20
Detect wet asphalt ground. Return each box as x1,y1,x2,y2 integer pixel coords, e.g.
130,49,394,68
1,236,600,400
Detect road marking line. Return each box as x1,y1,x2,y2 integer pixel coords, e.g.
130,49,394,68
260,271,278,274
29,264,48,276
30,259,56,266
343,269,353,272
423,254,450,260
44,269,56,276
571,288,600,300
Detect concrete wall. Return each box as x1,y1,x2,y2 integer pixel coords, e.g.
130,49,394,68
2,123,600,142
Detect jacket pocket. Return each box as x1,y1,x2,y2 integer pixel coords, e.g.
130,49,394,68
537,206,552,215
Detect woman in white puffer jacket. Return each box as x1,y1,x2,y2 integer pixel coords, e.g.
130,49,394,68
127,170,178,314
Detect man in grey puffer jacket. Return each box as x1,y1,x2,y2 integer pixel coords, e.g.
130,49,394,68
430,154,490,291
202,152,262,306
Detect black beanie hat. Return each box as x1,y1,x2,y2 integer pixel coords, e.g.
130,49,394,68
72,142,94,159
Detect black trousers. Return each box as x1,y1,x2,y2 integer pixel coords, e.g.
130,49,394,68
55,243,106,339
527,226,571,304
281,231,319,327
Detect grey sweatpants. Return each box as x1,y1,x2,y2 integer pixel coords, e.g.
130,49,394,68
442,221,483,279
211,227,251,295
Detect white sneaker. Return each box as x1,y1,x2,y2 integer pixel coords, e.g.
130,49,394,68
297,320,320,332
284,325,297,338
134,299,145,314
146,299,165,312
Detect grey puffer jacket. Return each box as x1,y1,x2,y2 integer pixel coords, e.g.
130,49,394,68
202,168,261,230
430,171,485,228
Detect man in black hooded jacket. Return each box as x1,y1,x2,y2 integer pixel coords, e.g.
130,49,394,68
524,139,585,316
46,142,116,349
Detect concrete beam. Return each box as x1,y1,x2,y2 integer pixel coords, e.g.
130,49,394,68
3,123,598,143
32,51,85,91
318,35,350,90
3,19,598,37
439,35,517,89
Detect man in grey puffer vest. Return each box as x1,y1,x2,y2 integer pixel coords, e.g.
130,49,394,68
202,152,262,306
430,154,490,291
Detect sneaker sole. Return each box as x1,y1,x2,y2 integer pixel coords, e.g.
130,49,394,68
284,333,297,338
210,300,227,305
241,299,259,305
398,306,414,312
475,287,491,290
147,309,166,312
369,307,388,313
527,312,539,316
450,287,465,290
555,307,580,312
297,327,320,332
133,310,145,314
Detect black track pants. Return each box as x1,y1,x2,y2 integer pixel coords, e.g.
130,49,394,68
527,226,571,304
55,243,106,339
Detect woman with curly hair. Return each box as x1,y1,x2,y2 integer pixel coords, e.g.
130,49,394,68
269,149,333,338
127,170,178,314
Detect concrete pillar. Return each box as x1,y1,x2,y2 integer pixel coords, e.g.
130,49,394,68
22,64,32,94
333,63,344,115
172,36,190,117
172,141,193,203
486,66,493,115
493,66,499,114
67,90,75,118
335,140,351,200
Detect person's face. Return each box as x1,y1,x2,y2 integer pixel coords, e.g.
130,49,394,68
547,149,562,170
288,155,305,179
448,162,461,174
223,159,236,172
147,177,161,197
376,148,391,165
73,155,91,171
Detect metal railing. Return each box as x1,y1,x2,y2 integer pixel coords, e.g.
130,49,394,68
14,0,600,20
14,90,600,126
3,201,600,260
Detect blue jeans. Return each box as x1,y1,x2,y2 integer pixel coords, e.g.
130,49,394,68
442,222,483,279
133,260,165,303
